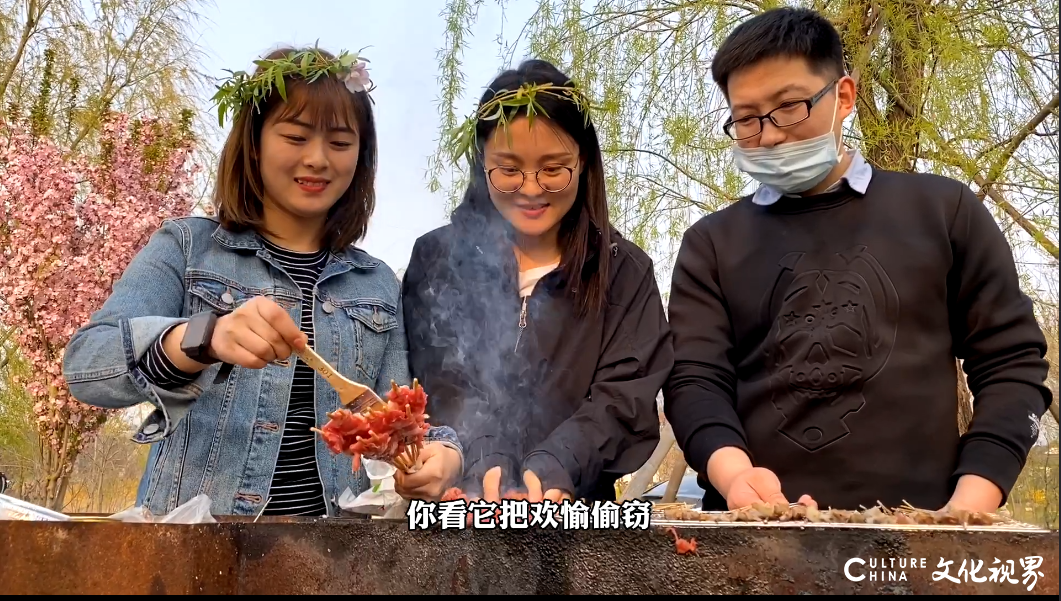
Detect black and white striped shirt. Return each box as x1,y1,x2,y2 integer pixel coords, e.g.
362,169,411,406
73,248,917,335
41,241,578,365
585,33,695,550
140,237,330,516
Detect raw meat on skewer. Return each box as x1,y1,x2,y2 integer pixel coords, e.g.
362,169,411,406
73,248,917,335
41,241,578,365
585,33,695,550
314,380,430,474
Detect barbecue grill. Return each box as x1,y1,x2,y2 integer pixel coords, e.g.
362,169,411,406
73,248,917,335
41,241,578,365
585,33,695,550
0,511,1056,595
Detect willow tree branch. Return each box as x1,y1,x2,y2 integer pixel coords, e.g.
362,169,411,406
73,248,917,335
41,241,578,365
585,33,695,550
876,78,1060,260
849,0,884,87
0,0,46,102
605,146,736,203
977,91,1060,202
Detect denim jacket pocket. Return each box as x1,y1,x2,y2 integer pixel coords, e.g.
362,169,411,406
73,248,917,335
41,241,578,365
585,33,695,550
187,273,255,315
186,271,300,316
339,299,399,383
186,273,301,373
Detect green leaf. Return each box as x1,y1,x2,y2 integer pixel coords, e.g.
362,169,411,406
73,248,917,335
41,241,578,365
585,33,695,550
275,69,286,100
339,52,356,68
455,135,472,161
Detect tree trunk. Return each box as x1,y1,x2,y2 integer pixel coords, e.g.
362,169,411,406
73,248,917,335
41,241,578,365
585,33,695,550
662,456,688,503
862,0,928,171
40,420,79,511
0,0,40,103
96,442,106,513
956,358,974,436
52,473,71,512
619,422,675,502
41,441,65,510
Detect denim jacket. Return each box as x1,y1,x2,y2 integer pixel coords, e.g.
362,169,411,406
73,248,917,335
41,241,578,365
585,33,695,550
62,216,461,517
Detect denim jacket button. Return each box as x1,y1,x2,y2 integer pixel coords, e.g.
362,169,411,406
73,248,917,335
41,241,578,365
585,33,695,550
322,301,334,314
372,311,383,326
221,291,234,305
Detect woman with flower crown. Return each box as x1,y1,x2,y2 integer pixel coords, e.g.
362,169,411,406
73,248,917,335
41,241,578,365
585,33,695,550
395,59,674,504
62,46,462,518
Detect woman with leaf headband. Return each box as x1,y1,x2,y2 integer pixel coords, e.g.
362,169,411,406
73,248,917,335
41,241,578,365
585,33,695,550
397,59,674,503
63,46,461,517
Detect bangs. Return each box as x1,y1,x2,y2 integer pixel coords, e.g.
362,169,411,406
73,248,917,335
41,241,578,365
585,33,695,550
270,76,363,133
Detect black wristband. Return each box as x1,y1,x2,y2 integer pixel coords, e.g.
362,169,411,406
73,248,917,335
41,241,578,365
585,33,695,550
180,310,220,364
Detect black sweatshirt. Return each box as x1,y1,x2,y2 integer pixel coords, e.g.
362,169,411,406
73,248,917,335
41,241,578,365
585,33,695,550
664,168,1053,511
402,204,673,500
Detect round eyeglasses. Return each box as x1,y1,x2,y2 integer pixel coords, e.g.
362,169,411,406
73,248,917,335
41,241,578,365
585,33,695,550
485,165,576,193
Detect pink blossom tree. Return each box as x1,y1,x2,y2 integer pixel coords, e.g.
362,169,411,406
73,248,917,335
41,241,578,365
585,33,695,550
0,111,199,509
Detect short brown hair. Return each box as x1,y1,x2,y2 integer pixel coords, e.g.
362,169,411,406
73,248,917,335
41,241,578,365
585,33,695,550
213,46,377,252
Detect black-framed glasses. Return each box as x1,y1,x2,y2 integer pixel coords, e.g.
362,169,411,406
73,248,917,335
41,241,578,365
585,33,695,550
485,165,576,193
722,79,838,140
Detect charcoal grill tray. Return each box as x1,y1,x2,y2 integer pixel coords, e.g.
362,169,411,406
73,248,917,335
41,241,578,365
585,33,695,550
652,508,1052,533
652,518,1053,533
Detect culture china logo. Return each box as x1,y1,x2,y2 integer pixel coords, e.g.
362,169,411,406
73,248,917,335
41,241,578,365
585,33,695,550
844,556,1046,591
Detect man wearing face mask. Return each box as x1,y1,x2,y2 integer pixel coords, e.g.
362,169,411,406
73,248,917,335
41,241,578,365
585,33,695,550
664,7,1052,515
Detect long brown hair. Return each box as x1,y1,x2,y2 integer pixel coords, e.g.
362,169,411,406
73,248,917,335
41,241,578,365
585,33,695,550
459,59,612,317
212,46,377,252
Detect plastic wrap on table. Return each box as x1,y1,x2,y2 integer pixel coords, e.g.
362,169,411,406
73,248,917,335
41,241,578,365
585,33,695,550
338,459,402,516
107,494,217,524
0,494,71,522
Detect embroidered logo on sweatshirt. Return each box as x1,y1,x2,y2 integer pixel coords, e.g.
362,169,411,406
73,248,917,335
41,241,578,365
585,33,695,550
761,245,900,452
1029,413,1040,441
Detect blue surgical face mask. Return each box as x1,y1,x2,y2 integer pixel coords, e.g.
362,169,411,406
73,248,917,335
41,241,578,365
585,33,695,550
731,86,842,194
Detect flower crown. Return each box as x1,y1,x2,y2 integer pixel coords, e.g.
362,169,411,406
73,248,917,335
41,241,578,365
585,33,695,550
210,47,375,128
443,81,597,167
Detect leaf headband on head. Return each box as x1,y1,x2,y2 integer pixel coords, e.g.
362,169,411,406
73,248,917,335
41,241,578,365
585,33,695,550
443,81,597,167
210,46,375,128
